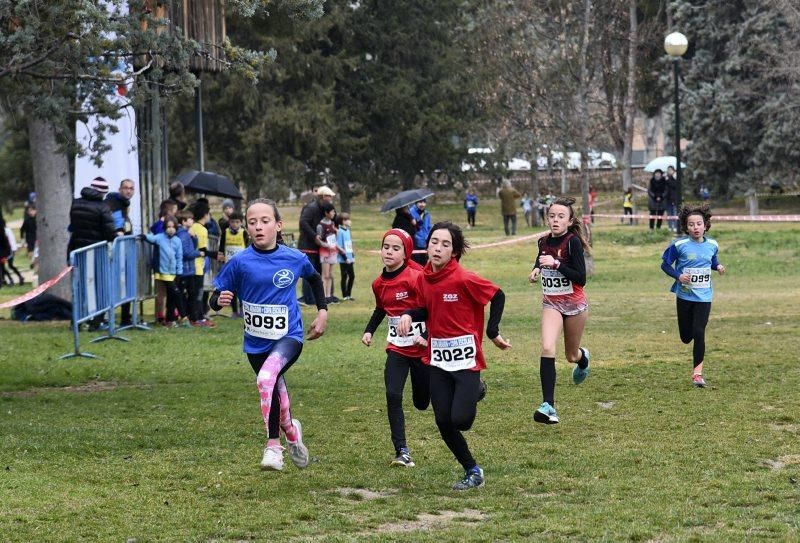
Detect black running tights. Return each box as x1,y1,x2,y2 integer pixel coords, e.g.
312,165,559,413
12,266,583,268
676,297,712,368
384,351,430,452
429,366,481,471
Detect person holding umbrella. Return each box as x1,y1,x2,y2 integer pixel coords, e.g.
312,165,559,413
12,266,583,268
648,169,667,230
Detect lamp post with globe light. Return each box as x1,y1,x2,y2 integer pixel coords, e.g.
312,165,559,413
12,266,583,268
665,32,688,210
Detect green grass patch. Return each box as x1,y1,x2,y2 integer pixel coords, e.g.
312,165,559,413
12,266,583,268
1,201,799,541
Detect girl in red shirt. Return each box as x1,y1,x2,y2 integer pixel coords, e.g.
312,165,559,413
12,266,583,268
362,229,430,468
529,197,591,425
399,221,511,491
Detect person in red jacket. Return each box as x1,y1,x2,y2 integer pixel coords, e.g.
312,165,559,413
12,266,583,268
362,228,430,468
398,221,511,491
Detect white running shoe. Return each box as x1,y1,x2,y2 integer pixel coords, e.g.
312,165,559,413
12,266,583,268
287,418,310,468
260,445,284,471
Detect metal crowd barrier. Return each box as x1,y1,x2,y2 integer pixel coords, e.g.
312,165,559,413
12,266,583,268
111,236,150,332
203,233,221,292
135,235,155,324
60,241,115,359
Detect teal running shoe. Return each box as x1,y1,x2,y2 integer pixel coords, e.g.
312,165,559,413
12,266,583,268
572,347,590,385
452,467,484,490
533,402,560,424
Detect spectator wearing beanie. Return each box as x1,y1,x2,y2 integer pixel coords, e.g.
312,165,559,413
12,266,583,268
67,177,117,255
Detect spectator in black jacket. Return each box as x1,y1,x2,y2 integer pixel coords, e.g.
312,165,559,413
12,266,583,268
647,169,667,230
298,186,335,305
68,177,117,255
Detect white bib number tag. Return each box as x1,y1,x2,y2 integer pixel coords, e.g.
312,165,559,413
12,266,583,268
541,268,573,295
387,317,426,347
685,267,711,289
430,335,477,372
225,245,245,260
242,302,289,340
345,240,353,254
326,234,337,249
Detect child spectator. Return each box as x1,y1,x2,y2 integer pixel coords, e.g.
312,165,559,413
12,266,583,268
316,202,338,304
176,210,204,327
142,216,184,327
189,202,217,327
219,211,249,316
336,212,355,301
150,199,178,234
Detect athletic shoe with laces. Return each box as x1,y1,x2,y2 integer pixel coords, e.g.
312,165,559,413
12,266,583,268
452,467,484,491
260,445,284,471
572,347,590,385
287,418,310,468
390,448,415,467
692,374,707,388
533,402,560,424
477,379,488,402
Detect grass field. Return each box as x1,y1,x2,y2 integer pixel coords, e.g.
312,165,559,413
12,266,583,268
1,199,799,542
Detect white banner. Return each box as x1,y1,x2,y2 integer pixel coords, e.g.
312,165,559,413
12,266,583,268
74,1,141,235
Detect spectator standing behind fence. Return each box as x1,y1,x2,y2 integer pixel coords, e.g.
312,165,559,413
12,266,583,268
67,177,117,256
464,187,478,228
106,179,135,236
219,211,249,316
150,199,178,235
298,186,335,305
169,180,188,211
67,177,117,329
622,188,634,225
189,202,216,328
176,210,203,327
498,179,521,236
20,205,37,264
410,199,431,266
648,169,667,230
336,212,356,301
106,178,135,325
142,217,184,327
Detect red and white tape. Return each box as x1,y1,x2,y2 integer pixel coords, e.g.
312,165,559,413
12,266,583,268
592,213,800,222
0,266,73,309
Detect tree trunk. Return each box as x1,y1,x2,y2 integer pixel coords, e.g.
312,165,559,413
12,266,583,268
529,146,541,226
621,0,638,191
577,0,593,250
28,117,72,300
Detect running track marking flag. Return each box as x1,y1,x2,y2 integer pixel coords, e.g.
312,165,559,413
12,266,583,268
0,266,73,309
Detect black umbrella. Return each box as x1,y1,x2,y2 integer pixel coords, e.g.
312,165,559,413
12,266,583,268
176,170,243,200
380,188,435,213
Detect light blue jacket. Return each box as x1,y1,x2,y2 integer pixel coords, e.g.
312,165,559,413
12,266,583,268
145,232,183,276
336,226,354,263
409,206,432,249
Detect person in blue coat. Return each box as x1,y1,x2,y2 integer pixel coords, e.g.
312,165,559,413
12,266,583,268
464,187,478,228
142,216,185,326
409,199,432,266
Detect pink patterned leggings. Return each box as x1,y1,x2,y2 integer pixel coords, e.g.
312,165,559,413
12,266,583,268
246,338,303,440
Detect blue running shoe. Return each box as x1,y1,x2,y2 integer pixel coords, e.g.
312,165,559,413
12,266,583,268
572,348,590,385
452,467,484,490
533,402,560,424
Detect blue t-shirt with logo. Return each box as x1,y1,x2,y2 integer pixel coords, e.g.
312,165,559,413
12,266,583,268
661,236,719,303
214,244,316,353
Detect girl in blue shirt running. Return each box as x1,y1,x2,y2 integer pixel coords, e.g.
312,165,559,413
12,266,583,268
210,199,328,471
661,204,726,388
